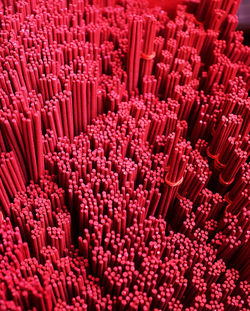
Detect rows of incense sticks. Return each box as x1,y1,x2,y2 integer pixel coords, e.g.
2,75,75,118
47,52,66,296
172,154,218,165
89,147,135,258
0,0,249,310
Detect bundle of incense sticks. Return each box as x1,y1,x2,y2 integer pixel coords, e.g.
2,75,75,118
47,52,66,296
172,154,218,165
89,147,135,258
0,0,249,310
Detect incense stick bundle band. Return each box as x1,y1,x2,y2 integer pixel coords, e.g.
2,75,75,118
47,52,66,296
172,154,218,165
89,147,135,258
141,51,156,60
214,156,226,171
165,175,184,187
219,173,235,186
206,147,218,159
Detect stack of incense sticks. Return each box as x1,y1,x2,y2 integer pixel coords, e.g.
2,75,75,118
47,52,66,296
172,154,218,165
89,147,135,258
0,0,249,310
140,15,156,83
127,15,143,96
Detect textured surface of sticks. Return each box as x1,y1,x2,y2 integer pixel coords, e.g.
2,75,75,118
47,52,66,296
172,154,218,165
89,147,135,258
0,0,249,310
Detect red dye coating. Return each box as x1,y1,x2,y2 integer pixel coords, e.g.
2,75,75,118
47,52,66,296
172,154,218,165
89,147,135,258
0,0,249,310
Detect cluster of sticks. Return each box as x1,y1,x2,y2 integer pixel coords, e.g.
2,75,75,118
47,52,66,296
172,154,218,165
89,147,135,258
0,0,249,310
